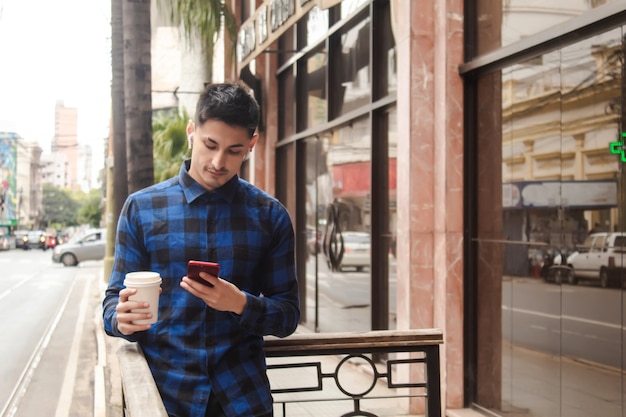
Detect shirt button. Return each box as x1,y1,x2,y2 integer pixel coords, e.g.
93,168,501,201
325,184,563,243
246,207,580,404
206,338,215,346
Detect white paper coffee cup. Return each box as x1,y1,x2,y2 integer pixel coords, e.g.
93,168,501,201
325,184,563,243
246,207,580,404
124,271,162,325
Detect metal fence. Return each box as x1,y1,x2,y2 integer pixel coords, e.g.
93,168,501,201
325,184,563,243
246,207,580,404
118,329,443,417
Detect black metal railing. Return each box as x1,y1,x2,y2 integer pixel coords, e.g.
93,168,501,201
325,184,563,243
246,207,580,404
264,329,443,417
117,328,443,417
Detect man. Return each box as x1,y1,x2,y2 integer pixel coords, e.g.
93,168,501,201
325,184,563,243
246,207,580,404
103,82,300,417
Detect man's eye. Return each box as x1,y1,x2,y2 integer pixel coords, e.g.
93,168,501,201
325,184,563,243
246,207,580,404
228,149,243,155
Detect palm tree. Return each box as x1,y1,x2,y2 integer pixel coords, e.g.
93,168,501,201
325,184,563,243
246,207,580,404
123,0,154,194
153,110,191,182
111,0,127,218
157,0,237,83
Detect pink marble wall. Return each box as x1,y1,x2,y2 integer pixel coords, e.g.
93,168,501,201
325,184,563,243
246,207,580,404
392,0,465,413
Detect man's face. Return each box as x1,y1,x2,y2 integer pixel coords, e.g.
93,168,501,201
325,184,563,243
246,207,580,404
187,119,256,191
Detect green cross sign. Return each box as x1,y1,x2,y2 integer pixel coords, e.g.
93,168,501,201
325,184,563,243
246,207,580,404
610,132,626,162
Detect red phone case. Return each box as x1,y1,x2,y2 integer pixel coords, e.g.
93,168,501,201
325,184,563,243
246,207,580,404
187,260,220,287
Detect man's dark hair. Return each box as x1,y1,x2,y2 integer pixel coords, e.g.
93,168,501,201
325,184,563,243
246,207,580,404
195,82,260,138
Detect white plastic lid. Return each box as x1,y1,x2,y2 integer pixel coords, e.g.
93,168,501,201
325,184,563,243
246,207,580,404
124,271,162,286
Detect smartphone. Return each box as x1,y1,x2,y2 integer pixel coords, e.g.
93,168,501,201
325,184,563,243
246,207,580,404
187,260,220,287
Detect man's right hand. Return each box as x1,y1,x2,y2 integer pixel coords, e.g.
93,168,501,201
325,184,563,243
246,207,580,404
115,288,154,335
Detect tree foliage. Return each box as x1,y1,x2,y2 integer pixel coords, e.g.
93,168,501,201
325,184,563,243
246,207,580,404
42,185,103,229
157,0,237,80
153,109,191,182
77,189,104,228
41,184,80,228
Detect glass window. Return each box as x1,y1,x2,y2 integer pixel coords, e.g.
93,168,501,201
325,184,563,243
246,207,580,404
374,1,396,99
306,6,328,46
278,26,297,66
475,0,622,56
331,18,371,116
340,0,369,20
304,46,328,129
304,118,371,332
387,107,397,329
474,26,625,417
278,67,296,139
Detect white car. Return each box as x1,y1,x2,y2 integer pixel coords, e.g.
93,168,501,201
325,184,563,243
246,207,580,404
339,231,370,272
566,232,625,288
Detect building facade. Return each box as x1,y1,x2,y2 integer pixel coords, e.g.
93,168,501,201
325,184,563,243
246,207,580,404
229,0,626,416
53,101,79,191
41,152,69,189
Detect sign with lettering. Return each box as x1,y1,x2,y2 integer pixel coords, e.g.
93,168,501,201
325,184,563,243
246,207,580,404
236,0,336,72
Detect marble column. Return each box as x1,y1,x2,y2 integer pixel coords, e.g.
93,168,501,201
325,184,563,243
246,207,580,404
392,0,465,413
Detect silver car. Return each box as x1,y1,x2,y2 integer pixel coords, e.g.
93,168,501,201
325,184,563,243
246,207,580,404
52,229,106,266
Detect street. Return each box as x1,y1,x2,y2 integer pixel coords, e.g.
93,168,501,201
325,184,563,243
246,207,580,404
503,276,625,369
0,248,100,417
303,255,397,333
502,277,625,417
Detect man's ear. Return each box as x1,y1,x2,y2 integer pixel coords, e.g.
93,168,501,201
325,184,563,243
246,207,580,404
248,134,258,151
186,121,194,149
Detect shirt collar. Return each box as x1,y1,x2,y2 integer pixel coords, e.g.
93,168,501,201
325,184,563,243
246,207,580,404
178,159,240,204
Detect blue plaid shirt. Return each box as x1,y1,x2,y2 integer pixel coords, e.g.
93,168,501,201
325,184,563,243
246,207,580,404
103,160,300,417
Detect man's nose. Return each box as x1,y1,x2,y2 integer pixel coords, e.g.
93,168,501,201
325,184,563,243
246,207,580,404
212,151,226,170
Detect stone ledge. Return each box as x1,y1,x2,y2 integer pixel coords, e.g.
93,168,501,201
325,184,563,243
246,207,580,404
447,408,487,417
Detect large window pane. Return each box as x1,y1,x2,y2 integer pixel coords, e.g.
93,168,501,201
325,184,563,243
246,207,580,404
331,18,371,117
387,107,397,329
304,47,327,129
306,6,328,46
475,0,621,56
278,67,296,138
340,0,368,19
308,118,372,332
476,26,625,417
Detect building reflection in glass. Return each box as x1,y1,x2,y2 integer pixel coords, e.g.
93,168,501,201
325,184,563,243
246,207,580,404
476,22,625,417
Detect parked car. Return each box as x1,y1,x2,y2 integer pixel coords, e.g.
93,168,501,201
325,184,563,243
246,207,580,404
339,231,370,272
0,234,12,250
52,229,106,266
566,232,626,288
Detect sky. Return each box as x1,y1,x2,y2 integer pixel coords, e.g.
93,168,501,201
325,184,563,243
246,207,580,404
0,0,111,182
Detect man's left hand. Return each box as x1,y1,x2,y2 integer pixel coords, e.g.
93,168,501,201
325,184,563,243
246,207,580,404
181,273,247,315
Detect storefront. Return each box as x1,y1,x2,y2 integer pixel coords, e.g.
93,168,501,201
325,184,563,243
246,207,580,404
230,0,626,415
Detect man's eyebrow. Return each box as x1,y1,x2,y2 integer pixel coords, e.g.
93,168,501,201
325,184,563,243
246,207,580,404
202,137,245,149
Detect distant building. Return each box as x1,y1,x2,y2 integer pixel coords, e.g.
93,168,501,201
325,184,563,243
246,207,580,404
0,132,19,227
52,101,79,191
77,144,92,192
1,132,44,229
41,152,68,189
52,101,93,192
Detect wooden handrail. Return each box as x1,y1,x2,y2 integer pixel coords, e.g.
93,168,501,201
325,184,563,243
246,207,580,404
264,328,444,355
117,343,168,417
